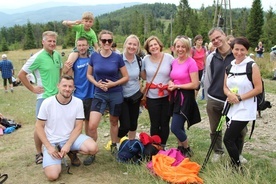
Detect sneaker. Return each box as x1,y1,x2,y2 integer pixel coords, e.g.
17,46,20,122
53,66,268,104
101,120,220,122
110,143,118,155
67,151,81,167
211,153,224,162
239,155,248,164
83,155,96,166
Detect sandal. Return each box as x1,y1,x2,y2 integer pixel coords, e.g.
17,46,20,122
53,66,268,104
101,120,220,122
0,173,8,183
35,153,43,164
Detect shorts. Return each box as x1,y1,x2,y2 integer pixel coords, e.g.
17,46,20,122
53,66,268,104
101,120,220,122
91,92,123,116
42,134,90,168
73,46,94,56
83,98,92,121
36,98,45,117
3,77,12,86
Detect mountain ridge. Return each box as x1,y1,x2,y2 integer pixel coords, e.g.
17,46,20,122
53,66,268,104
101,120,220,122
0,2,140,27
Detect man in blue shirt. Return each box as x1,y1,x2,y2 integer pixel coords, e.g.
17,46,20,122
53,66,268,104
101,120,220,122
63,37,96,166
0,54,14,93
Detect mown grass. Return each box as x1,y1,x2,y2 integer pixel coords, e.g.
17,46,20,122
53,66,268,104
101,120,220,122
0,49,275,183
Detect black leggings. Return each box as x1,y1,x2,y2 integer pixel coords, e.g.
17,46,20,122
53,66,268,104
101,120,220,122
146,96,170,145
118,97,140,138
223,120,249,167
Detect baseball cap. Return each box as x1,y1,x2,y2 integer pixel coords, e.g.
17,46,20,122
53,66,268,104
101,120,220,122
2,54,7,59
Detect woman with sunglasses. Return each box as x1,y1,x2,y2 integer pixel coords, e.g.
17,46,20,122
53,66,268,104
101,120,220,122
141,36,174,147
118,34,143,140
87,30,129,155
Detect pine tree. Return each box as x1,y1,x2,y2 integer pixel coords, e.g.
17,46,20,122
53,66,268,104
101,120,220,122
174,0,192,36
246,0,264,48
23,21,36,50
262,7,276,49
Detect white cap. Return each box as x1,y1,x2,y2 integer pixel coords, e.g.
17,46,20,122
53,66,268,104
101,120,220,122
1,54,7,59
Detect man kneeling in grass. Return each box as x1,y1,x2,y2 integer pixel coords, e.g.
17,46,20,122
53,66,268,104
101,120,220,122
36,75,98,181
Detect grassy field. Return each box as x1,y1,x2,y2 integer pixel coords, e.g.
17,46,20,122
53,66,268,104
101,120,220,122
0,48,275,184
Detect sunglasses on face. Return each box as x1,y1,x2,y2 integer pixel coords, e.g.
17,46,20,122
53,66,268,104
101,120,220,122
101,39,113,44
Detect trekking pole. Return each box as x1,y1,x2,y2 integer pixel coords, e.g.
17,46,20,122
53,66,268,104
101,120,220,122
56,145,72,174
201,102,231,171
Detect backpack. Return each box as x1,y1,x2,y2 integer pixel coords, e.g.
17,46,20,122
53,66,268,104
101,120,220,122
117,139,144,164
226,61,271,139
121,54,142,72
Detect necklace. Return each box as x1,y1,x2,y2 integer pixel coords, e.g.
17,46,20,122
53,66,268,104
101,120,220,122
100,50,112,58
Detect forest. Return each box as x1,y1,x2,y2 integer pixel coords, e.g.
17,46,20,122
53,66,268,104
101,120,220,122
0,0,275,52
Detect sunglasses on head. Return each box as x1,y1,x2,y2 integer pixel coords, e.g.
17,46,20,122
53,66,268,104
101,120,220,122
101,39,113,44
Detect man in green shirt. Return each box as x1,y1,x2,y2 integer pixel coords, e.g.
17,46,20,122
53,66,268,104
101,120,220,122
18,31,62,165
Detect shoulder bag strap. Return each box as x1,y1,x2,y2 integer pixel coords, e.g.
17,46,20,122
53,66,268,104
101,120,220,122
143,53,164,97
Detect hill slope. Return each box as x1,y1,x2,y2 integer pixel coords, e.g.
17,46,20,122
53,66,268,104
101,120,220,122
0,2,140,27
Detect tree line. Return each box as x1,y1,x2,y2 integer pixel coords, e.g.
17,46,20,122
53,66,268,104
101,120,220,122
0,0,275,52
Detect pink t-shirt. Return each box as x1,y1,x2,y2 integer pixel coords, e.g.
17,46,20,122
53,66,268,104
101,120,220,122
191,47,205,70
170,57,198,85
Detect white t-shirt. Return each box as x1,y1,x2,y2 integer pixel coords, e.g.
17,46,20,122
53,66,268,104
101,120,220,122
37,95,84,143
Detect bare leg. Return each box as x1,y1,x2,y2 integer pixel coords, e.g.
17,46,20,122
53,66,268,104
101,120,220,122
110,115,120,144
128,131,136,140
34,130,42,153
88,111,102,141
44,164,61,181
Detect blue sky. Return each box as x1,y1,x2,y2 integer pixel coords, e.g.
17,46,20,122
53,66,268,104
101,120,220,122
2,0,275,11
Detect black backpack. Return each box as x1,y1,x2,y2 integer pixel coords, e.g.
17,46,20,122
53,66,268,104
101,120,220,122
226,61,271,139
121,54,142,72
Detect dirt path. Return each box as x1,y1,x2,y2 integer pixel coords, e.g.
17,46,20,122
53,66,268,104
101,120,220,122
197,93,276,155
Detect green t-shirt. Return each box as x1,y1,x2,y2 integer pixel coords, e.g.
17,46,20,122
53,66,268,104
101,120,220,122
72,24,98,47
22,49,62,99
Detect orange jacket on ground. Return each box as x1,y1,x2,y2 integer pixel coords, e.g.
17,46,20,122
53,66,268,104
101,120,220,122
152,154,203,184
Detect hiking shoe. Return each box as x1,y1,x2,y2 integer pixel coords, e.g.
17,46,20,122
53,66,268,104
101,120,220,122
239,155,248,164
211,153,224,162
177,146,193,158
67,151,81,167
83,155,96,166
110,143,118,155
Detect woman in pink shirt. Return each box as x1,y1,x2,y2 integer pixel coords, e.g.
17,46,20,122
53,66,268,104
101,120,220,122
168,36,201,157
191,35,206,99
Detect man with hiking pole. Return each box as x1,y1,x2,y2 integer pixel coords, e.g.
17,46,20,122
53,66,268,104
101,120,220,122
203,27,247,166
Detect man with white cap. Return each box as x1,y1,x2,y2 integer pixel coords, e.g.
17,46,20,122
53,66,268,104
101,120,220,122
0,54,14,93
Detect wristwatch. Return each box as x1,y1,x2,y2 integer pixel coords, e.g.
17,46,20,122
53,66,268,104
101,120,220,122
237,95,242,101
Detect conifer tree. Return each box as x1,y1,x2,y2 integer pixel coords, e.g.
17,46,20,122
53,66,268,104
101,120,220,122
246,0,264,47
23,21,36,50
262,7,276,49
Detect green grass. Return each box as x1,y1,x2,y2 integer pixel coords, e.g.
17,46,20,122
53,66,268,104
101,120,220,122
0,49,275,183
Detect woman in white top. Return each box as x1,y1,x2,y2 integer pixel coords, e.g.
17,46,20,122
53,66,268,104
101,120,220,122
223,37,262,170
141,36,174,146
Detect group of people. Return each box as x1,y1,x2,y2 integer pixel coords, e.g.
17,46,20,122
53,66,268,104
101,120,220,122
9,10,262,181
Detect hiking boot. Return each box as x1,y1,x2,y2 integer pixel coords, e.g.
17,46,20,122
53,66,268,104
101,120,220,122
239,155,248,164
110,143,118,155
211,153,224,162
67,151,81,167
83,155,96,166
177,146,193,158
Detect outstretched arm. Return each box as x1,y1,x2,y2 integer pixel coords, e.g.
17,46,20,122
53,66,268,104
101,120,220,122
62,20,82,28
